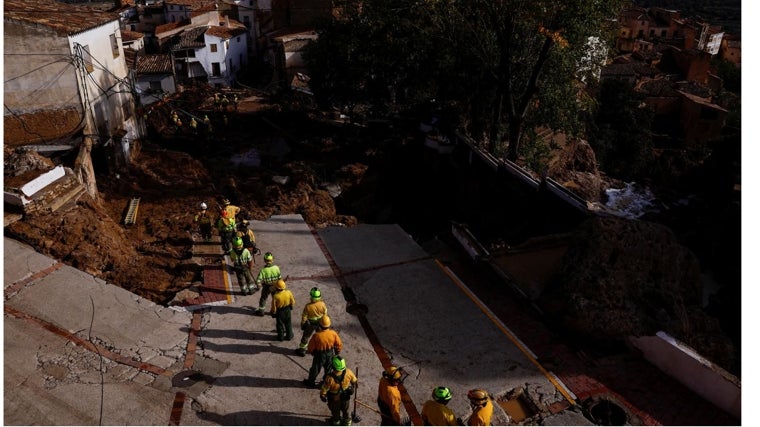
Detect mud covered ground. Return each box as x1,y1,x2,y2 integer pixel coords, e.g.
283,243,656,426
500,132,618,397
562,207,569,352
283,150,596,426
7,88,379,304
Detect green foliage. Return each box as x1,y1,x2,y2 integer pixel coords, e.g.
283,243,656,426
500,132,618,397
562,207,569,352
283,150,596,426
304,0,625,161
711,57,741,94
588,79,654,181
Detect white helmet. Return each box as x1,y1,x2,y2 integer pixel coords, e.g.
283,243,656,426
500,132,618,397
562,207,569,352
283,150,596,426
200,202,208,210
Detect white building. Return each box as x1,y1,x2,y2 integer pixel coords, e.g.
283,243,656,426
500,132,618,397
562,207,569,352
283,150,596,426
203,24,249,87
4,0,144,166
158,9,248,87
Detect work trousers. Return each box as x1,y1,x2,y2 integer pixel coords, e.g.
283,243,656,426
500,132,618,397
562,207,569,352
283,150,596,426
199,223,212,241
308,350,335,383
234,266,254,289
300,319,320,347
220,229,235,252
327,393,350,424
276,306,293,340
378,398,401,426
258,284,275,309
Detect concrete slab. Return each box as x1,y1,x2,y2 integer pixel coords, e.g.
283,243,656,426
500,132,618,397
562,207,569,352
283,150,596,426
4,216,573,426
317,224,568,420
4,237,58,287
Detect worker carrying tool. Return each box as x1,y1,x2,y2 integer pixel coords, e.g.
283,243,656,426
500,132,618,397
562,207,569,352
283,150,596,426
466,389,493,426
229,237,257,295
269,279,295,341
421,386,458,426
236,220,258,257
377,366,406,425
193,202,213,241
254,252,282,316
303,314,342,388
295,287,328,357
320,356,358,426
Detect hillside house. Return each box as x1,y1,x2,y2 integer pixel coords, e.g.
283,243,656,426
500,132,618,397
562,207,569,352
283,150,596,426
157,9,248,87
268,29,318,91
134,54,177,104
121,30,146,53
219,0,273,55
720,35,741,67
165,0,217,24
4,0,144,168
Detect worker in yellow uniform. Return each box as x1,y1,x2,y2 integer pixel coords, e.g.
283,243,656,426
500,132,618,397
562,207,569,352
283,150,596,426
193,202,213,241
295,287,328,357
270,279,295,341
254,252,282,316
229,237,256,295
216,209,236,253
320,356,358,426
377,366,405,425
221,198,240,223
304,314,342,388
236,220,257,255
421,386,458,426
466,389,493,426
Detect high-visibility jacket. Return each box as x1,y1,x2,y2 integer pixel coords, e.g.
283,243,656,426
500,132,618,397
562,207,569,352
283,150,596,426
194,210,212,225
307,329,342,354
223,205,240,221
217,216,235,232
421,400,457,426
301,300,327,324
256,264,281,286
321,368,357,398
378,377,402,424
467,399,493,426
271,289,295,313
229,248,252,267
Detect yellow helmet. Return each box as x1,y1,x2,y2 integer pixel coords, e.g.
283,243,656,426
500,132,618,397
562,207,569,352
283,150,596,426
319,315,331,328
467,389,489,405
275,279,286,290
383,366,402,381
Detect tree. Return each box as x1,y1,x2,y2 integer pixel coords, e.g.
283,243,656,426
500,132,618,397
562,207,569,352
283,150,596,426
304,0,625,161
588,79,654,181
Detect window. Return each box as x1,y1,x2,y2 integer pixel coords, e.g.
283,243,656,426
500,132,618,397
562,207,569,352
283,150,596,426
210,43,218,52
212,62,221,76
661,30,667,37
149,81,162,92
225,40,230,49
237,37,240,43
81,45,94,73
649,29,654,37
110,33,120,58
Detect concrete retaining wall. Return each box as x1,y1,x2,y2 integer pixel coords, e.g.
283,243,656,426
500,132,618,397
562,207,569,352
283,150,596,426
629,331,740,419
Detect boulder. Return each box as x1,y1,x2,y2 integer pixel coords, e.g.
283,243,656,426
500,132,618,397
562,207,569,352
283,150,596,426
538,216,734,368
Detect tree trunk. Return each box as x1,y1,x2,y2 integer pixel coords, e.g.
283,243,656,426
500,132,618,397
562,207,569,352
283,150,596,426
74,136,99,200
507,116,523,161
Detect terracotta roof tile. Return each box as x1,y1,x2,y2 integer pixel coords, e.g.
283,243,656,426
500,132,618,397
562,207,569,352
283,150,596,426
173,26,208,49
121,30,144,41
135,54,173,74
205,25,247,40
4,0,119,36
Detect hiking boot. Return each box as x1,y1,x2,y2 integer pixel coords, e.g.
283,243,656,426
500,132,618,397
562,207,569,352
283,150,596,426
341,418,352,426
303,379,317,388
254,308,265,316
295,348,307,357
327,418,341,426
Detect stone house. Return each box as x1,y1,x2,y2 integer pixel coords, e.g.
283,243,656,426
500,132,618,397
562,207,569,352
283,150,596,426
4,0,144,168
